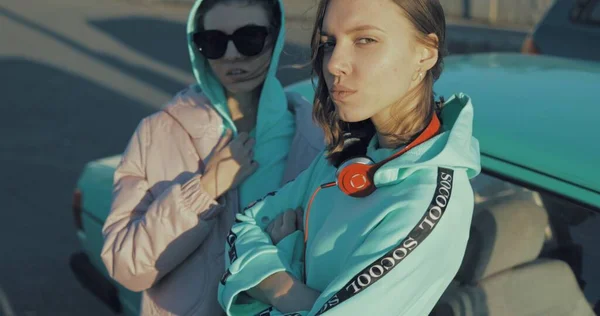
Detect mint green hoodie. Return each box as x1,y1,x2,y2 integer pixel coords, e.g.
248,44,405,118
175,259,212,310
218,94,481,315
186,0,295,208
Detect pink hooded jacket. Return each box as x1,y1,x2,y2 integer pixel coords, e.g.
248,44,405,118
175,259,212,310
100,86,323,315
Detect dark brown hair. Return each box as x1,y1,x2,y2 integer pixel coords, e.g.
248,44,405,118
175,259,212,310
310,0,447,160
195,0,282,32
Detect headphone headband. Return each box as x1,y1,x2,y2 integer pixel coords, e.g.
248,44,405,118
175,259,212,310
372,113,441,171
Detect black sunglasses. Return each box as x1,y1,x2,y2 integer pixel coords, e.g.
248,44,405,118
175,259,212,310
193,25,270,60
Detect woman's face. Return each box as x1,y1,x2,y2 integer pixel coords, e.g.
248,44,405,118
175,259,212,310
320,0,424,123
204,3,274,95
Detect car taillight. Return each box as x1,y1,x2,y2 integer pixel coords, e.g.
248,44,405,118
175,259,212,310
521,35,541,55
73,189,83,231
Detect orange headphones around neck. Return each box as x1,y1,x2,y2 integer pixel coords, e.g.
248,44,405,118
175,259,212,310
302,112,443,276
334,113,442,198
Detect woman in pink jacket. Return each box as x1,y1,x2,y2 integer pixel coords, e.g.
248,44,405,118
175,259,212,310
100,0,323,315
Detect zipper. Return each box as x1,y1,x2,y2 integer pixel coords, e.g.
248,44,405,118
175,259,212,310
302,181,336,282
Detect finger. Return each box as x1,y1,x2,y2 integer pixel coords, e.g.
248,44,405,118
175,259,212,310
295,207,303,231
229,132,248,153
247,136,256,146
243,138,256,154
274,212,283,228
244,160,259,176
238,152,253,168
282,210,296,232
242,148,255,166
233,162,258,188
272,214,284,239
238,142,254,162
215,129,233,152
236,132,249,144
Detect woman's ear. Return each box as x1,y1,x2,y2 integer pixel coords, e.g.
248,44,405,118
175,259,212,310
418,33,439,72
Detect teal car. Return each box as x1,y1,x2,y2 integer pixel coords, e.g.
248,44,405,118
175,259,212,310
70,52,600,315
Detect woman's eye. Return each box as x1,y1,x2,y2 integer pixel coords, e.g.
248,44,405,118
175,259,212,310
356,38,376,45
320,41,335,51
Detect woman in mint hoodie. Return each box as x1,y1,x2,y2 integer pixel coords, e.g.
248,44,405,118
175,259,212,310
218,0,481,315
101,0,323,315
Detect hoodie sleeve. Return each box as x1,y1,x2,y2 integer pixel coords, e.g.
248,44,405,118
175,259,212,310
233,168,473,316
218,153,325,315
303,168,472,316
101,117,222,292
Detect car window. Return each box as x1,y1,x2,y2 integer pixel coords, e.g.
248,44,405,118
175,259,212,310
469,173,600,307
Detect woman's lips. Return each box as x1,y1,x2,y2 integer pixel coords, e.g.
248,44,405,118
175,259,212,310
224,68,256,83
226,68,248,76
330,87,357,101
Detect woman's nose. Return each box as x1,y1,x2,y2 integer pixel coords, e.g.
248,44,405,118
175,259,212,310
326,48,350,77
222,40,241,59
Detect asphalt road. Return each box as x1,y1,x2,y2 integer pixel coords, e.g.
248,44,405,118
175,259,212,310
0,0,528,315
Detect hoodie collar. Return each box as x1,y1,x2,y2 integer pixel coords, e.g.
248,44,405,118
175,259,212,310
366,136,405,164
372,93,481,187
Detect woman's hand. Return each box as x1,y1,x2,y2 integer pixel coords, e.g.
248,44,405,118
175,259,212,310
266,207,303,244
200,130,258,199
249,271,321,313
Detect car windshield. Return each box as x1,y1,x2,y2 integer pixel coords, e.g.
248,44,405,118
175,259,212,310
432,172,600,313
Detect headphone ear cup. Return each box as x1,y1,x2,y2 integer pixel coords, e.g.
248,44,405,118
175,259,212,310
336,157,376,198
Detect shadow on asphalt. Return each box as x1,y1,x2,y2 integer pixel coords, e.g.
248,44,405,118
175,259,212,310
0,6,190,96
0,57,148,315
0,58,154,162
89,17,193,74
